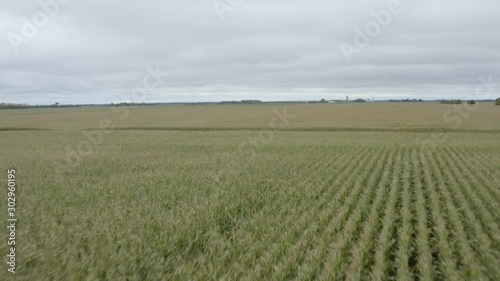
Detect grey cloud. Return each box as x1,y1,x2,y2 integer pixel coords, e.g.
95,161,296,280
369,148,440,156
0,0,499,104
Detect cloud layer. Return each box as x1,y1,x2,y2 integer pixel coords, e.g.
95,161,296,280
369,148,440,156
1,0,499,104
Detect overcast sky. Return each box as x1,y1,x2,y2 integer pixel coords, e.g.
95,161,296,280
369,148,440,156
1,0,499,104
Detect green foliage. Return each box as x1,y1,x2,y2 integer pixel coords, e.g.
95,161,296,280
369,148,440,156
0,102,28,109
440,99,462,104
353,98,367,103
240,100,263,104
495,98,500,105
467,100,476,105
1,130,498,280
389,99,423,102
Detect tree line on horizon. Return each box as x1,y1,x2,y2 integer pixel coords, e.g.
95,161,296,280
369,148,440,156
2,98,500,109
0,103,28,109
389,99,424,102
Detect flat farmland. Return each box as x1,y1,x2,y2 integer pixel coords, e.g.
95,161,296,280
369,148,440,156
0,104,499,280
1,103,499,130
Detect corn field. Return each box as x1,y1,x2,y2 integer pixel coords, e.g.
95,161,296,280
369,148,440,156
0,130,499,280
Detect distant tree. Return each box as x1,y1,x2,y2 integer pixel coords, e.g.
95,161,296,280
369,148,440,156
241,100,262,104
389,99,423,103
319,98,327,103
353,99,367,103
0,103,28,109
496,98,500,106
440,99,462,104
467,100,476,105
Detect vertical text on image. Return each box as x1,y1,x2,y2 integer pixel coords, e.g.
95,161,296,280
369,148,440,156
7,169,17,274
